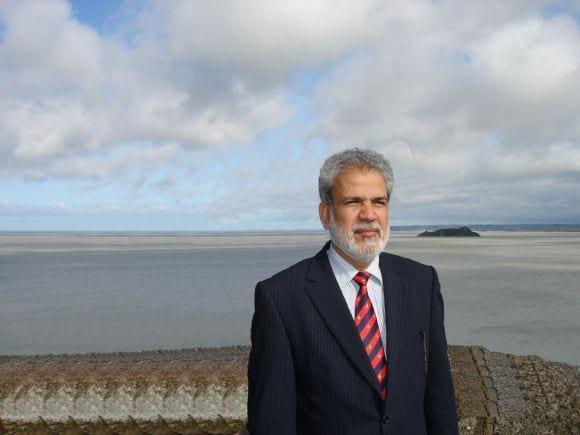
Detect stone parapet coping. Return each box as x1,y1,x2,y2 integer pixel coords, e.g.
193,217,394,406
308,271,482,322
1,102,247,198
0,345,578,434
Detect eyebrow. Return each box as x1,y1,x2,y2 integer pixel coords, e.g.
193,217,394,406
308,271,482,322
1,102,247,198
340,196,388,202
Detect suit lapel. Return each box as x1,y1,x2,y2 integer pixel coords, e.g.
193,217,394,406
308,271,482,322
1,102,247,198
380,253,408,398
305,243,382,395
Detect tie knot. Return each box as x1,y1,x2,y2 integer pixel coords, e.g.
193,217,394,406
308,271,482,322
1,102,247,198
353,271,371,286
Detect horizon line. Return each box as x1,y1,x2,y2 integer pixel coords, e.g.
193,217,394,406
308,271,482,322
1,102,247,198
1,223,580,234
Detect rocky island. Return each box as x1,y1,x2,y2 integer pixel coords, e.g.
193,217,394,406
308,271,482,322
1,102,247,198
418,226,480,237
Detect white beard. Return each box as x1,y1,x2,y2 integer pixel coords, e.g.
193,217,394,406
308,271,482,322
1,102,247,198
328,212,389,263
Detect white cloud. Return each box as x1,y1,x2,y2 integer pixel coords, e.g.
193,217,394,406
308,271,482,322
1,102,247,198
471,16,580,99
48,143,181,180
312,2,580,222
149,0,379,81
485,142,580,177
0,0,296,180
56,201,71,210
5,98,95,159
1,0,579,227
0,0,104,96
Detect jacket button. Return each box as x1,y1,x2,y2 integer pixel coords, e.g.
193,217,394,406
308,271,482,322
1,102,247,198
381,415,390,423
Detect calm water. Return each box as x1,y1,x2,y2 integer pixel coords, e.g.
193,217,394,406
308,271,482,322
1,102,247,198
1,232,578,365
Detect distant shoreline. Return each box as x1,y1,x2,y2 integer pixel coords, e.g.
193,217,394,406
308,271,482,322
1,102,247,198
1,223,579,235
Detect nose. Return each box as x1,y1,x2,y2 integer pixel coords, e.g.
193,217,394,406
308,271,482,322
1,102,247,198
358,201,377,222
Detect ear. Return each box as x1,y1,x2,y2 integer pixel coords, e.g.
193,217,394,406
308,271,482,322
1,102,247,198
319,202,330,230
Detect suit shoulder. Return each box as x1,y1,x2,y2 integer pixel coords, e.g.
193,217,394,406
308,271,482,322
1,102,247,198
381,252,437,299
259,255,313,290
381,252,433,276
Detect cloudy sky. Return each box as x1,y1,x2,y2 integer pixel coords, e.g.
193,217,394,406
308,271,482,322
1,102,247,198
0,0,579,231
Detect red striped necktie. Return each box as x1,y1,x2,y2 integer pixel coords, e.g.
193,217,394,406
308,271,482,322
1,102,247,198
353,271,388,400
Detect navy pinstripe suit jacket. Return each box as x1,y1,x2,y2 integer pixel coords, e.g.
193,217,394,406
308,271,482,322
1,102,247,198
248,242,459,434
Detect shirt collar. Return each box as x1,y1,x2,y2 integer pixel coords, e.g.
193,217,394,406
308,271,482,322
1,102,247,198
327,242,382,285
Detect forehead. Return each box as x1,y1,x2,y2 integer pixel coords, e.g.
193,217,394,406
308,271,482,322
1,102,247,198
332,166,388,197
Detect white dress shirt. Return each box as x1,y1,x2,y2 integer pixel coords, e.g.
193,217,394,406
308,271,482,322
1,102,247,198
327,244,387,351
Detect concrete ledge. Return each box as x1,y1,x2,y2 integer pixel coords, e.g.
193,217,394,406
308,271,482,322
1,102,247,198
1,345,578,434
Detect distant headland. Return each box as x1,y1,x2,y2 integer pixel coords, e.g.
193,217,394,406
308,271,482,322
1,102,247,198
418,226,480,237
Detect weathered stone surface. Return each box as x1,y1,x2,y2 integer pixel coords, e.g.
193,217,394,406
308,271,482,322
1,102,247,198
0,347,248,434
1,345,578,434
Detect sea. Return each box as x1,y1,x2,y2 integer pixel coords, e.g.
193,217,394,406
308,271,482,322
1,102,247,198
1,231,578,365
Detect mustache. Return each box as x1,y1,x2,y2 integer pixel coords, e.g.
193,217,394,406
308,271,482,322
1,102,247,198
352,223,382,234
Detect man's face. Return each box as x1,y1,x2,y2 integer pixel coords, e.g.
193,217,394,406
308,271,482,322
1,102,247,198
319,166,390,266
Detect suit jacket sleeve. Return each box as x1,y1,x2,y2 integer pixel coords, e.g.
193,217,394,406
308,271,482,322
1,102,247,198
425,267,459,434
247,281,296,435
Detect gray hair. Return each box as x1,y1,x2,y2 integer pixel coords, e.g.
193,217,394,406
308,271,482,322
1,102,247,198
318,148,394,204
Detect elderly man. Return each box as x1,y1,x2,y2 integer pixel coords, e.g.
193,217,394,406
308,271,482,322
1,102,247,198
247,148,458,434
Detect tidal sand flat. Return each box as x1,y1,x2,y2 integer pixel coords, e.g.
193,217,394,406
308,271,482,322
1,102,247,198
0,231,329,253
0,231,578,365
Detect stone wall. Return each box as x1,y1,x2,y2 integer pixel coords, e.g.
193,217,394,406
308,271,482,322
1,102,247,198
0,345,578,434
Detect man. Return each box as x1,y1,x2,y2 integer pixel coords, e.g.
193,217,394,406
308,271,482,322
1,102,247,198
247,148,458,434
